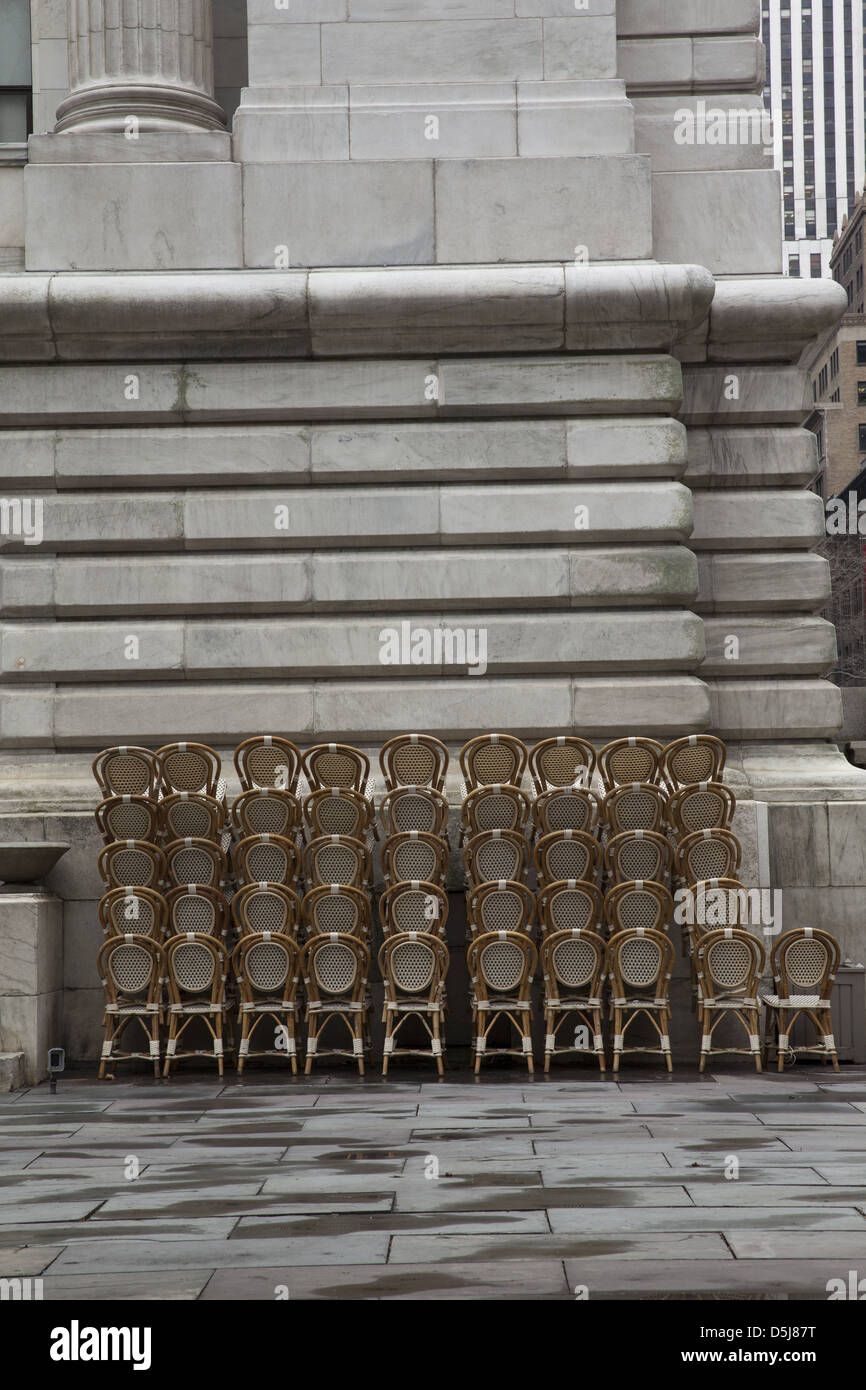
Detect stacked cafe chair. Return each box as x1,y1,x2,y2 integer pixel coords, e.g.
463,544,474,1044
156,741,223,800
607,926,675,1073
459,733,528,795
540,925,607,1072
93,746,162,801
695,926,766,1072
303,834,370,892
232,882,303,942
668,781,736,840
232,788,302,845
467,929,537,1074
538,880,605,939
528,735,597,795
97,934,165,1079
604,830,674,888
761,927,841,1072
98,840,166,892
232,931,303,1075
534,785,600,838
95,794,162,847
302,883,372,944
383,831,449,889
234,735,303,795
533,830,600,890
379,881,449,941
98,885,168,943
379,931,450,1076
459,783,531,847
163,932,230,1077
598,737,664,792
302,742,372,797
164,837,228,891
302,933,371,1075
379,733,448,792
234,833,301,893
661,734,727,794
463,829,530,890
379,784,450,839
466,878,536,942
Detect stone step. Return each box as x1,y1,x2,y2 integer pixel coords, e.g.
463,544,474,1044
0,355,681,426
701,616,838,677
0,481,694,553
0,611,705,682
0,676,712,748
681,366,812,427
695,553,831,614
708,680,843,741
3,417,689,490
684,428,817,489
0,545,699,617
690,491,825,551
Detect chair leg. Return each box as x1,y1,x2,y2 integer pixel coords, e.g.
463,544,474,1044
163,1015,177,1077
777,1011,787,1071
750,1009,762,1073
433,1012,444,1078
98,1016,113,1081
820,1010,840,1072
612,1007,622,1074
662,1009,673,1073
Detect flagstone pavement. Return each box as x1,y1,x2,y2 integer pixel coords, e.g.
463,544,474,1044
2,1063,866,1300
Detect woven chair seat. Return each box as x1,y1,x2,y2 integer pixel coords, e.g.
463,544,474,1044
761,992,829,1009
476,996,531,1011
168,1001,222,1014
105,1002,160,1015
306,999,365,1013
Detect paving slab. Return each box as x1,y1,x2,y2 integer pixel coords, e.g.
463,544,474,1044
388,1232,731,1262
549,1204,866,1233
42,1270,215,1301
389,1181,693,1213
0,1245,64,1275
200,1260,571,1299
562,1258,857,1300
50,1233,391,1274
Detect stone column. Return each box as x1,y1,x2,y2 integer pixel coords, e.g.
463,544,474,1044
54,0,225,134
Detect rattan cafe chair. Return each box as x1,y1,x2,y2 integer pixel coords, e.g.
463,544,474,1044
601,782,668,836
379,880,449,941
661,734,727,795
463,829,529,890
95,794,162,847
598,737,664,793
668,781,736,841
303,787,377,844
234,735,302,795
379,932,450,1076
762,927,841,1072
603,880,674,938
604,830,673,887
674,828,742,889
379,785,450,840
467,930,537,1074
97,934,165,1079
380,733,448,792
160,792,226,847
156,742,223,799
383,830,449,889
231,881,303,941
459,783,531,847
537,880,605,938
466,878,536,941
607,927,675,1073
231,788,302,842
303,834,371,892
166,883,229,943
533,786,601,838
233,833,301,892
98,886,168,943
232,932,302,1075
459,733,528,795
98,839,166,891
302,883,371,944
164,837,228,891
540,928,607,1072
528,736,597,796
533,830,600,890
302,743,372,797
695,926,766,1072
302,933,371,1075
93,746,161,800
163,932,230,1077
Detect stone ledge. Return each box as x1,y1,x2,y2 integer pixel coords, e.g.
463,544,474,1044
0,1052,25,1092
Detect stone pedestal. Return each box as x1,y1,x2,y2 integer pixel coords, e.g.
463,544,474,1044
0,892,63,1085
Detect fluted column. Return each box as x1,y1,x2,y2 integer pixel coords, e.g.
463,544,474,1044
55,0,226,134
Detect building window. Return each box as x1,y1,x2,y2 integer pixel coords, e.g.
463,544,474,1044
811,252,823,277
859,382,866,405
831,348,840,377
0,0,32,144
858,342,866,365
860,424,866,452
788,255,801,277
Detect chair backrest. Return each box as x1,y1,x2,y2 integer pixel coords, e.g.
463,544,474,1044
662,734,727,794
98,840,166,890
534,830,600,888
232,788,301,839
232,882,303,939
680,878,752,930
302,933,370,1000
98,886,168,941
164,932,227,1002
383,831,449,887
468,930,537,998
533,786,600,837
156,742,222,798
528,736,596,795
771,926,840,999
93,746,161,799
302,743,371,794
232,932,299,998
233,833,299,889
379,734,448,791
675,828,742,886
459,734,528,792
165,837,227,890
234,735,302,794
166,884,228,940
379,881,449,938
378,932,449,999
467,879,536,936
302,883,371,941
160,792,224,844
602,782,668,834
379,785,450,838
304,787,374,840
604,830,673,886
608,927,673,995
538,880,605,936
541,928,606,996
697,927,765,1001
461,784,530,837
598,737,664,792
463,830,529,888
668,781,736,838
95,795,162,846
604,881,674,935
303,835,369,890
98,934,164,1004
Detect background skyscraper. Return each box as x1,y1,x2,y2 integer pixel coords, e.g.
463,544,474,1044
761,0,866,277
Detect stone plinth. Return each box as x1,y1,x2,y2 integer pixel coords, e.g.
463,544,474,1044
0,892,63,1084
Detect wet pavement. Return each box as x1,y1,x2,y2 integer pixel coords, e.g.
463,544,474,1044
2,1062,866,1300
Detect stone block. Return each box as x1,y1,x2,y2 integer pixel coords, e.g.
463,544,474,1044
0,364,184,428
708,680,843,740
243,160,435,267
61,900,102,991
312,678,573,741
0,169,24,248
617,37,692,89
55,425,312,489
0,894,63,996
437,355,682,416
0,559,56,616
517,80,634,158
0,687,54,748
768,803,831,890
695,553,831,614
25,164,243,272
438,480,692,544
312,419,566,481
349,0,513,15
571,676,710,736
54,554,312,616
28,132,233,163
653,170,782,276
685,428,817,488
247,23,322,85
1,621,185,681
0,274,55,362
43,814,103,902
565,263,714,353
184,485,439,548
233,88,350,163
186,359,440,420
322,20,544,83
0,429,55,488
0,991,63,1084
693,36,764,89
0,492,184,554
690,491,824,551
248,0,346,18
617,0,758,36
0,1053,25,1091
568,546,698,606
348,83,517,160
633,96,773,173
566,418,687,477
54,684,316,747
542,18,617,80
828,802,866,888
434,155,652,262
701,617,837,677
